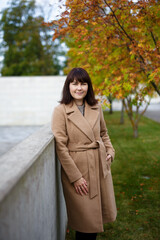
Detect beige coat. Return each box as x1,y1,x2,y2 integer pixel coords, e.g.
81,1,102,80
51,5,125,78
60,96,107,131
51,101,117,233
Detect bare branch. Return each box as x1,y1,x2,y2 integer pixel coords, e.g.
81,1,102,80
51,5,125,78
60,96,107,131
137,99,151,122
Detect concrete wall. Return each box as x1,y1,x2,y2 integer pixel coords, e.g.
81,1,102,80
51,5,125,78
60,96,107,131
0,76,65,125
0,76,159,126
0,124,67,240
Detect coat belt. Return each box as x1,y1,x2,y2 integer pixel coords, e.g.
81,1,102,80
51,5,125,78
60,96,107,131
67,141,110,199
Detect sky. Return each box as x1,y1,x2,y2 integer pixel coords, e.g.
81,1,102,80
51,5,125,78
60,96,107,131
0,0,66,21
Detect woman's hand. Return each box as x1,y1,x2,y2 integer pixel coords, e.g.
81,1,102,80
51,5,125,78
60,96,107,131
73,177,88,196
106,154,112,166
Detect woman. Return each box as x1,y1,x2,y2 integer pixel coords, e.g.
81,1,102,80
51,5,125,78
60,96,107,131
51,68,117,240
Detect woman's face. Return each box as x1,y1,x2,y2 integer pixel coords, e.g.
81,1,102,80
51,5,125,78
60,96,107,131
69,79,88,103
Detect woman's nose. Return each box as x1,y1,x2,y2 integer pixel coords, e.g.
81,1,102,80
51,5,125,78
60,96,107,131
77,84,82,90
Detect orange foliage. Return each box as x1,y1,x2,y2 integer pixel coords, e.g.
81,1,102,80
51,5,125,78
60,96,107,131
46,0,160,99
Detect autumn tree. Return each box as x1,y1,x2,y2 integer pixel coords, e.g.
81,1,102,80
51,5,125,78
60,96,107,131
0,0,62,76
47,0,160,137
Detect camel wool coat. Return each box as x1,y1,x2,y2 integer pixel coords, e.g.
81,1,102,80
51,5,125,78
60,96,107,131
51,101,117,233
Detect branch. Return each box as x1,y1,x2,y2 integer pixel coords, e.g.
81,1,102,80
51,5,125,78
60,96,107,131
150,80,160,95
104,0,147,67
103,0,133,42
137,99,151,122
84,1,117,29
150,30,159,54
123,98,135,127
102,1,160,96
135,104,140,120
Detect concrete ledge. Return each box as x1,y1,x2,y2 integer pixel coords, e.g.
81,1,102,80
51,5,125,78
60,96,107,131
0,123,67,240
0,124,53,202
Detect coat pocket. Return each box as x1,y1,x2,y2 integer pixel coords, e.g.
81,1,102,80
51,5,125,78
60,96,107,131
106,160,111,171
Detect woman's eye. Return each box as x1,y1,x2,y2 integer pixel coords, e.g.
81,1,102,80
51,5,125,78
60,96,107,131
71,82,87,86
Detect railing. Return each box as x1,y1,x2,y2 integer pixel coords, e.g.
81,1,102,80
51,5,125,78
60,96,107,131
0,123,67,240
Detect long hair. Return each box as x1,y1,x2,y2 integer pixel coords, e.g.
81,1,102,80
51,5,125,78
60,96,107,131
60,68,98,106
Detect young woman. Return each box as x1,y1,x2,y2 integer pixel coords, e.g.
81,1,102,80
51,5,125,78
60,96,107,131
51,68,117,240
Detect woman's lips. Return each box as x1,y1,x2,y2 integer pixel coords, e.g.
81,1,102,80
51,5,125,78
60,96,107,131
76,92,84,95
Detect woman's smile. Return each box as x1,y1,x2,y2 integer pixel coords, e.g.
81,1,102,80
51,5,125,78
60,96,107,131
76,91,84,95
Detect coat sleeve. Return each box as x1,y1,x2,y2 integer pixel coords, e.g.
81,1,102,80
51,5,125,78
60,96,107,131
51,105,82,183
99,105,115,162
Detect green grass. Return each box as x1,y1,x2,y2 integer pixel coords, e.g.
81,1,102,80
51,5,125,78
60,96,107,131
66,111,160,240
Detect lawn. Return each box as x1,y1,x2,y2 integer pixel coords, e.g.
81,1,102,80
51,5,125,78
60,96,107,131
66,111,160,240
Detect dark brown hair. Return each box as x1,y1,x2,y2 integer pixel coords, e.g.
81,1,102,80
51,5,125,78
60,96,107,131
60,67,98,106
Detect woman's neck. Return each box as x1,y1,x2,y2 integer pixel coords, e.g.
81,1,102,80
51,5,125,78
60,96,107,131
74,99,84,106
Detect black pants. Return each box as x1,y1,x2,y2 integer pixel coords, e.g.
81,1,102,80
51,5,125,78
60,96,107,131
76,231,97,240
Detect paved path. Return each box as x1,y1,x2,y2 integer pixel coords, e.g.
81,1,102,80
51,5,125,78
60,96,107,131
143,110,160,123
112,101,160,123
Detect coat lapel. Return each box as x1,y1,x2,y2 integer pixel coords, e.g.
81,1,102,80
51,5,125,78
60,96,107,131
85,101,99,130
65,101,99,142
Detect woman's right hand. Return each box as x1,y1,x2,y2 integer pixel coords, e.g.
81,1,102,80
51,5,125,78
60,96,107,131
73,177,88,196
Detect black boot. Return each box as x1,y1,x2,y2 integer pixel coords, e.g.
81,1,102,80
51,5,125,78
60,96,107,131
76,231,97,240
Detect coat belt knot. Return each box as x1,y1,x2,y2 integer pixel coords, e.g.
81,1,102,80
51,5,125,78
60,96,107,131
67,140,110,199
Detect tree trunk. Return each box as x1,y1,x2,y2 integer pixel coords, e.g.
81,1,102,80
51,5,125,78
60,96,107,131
133,124,138,138
123,97,139,138
123,96,150,138
120,99,124,124
108,95,113,114
109,101,113,114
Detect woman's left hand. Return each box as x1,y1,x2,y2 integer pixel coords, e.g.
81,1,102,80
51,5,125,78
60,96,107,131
106,154,112,165
73,177,88,196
